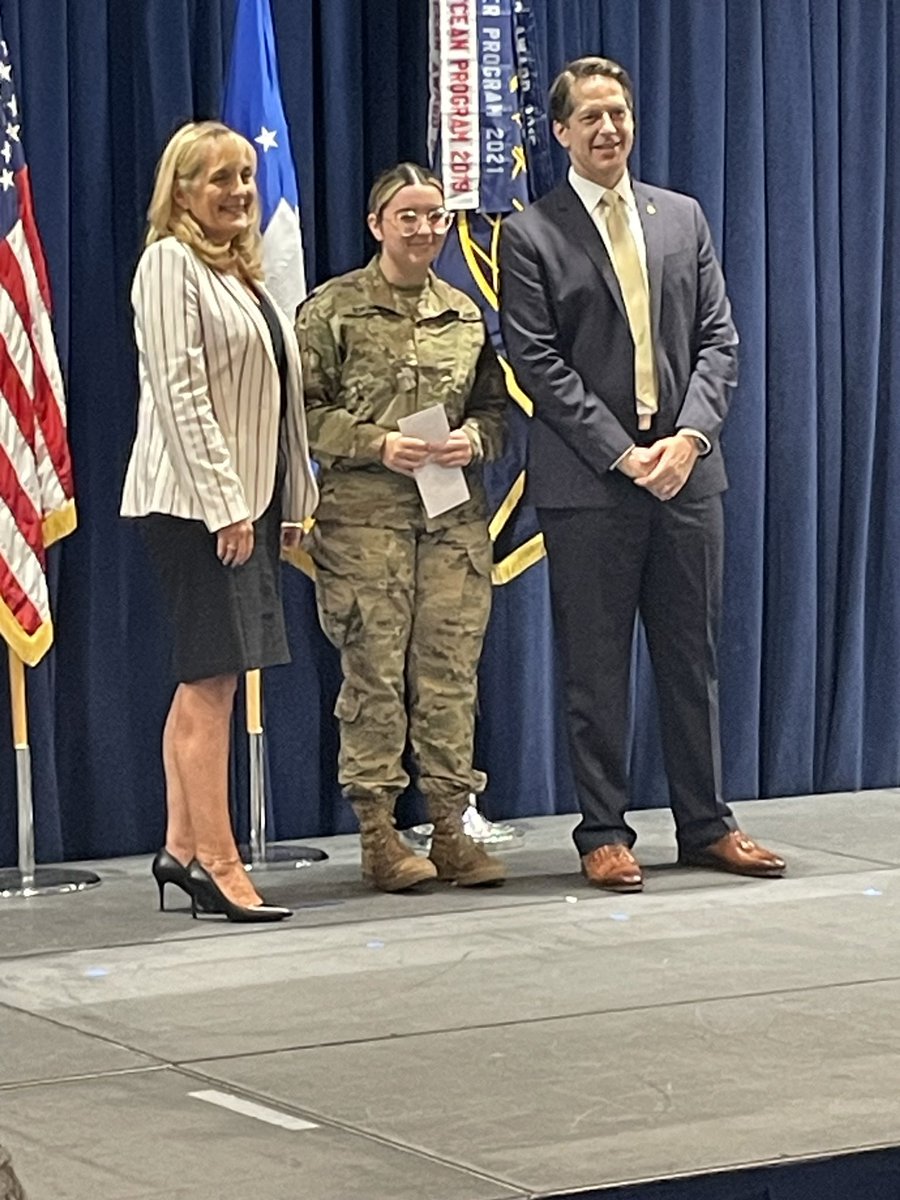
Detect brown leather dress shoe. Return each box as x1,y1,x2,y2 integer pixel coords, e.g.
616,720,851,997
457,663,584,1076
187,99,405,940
581,844,644,892
679,830,786,878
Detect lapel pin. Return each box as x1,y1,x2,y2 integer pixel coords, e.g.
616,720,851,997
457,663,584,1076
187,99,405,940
646,202,657,215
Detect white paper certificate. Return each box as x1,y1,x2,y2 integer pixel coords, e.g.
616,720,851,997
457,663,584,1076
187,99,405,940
397,404,471,518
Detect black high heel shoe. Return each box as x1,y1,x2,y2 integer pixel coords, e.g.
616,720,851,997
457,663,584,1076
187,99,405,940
151,848,195,912
186,861,292,924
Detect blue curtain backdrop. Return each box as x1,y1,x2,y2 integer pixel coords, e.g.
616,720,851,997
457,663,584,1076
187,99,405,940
0,0,897,864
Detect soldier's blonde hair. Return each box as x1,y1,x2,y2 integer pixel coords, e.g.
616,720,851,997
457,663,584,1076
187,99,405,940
145,121,264,283
368,162,444,218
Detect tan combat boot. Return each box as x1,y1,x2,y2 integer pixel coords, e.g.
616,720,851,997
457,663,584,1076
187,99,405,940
351,799,437,892
427,797,506,887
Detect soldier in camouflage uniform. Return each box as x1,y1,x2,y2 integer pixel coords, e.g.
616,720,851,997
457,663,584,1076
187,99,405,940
296,163,507,892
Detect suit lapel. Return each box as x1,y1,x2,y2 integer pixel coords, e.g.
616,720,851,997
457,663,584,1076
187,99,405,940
216,269,279,371
633,181,664,343
549,182,628,324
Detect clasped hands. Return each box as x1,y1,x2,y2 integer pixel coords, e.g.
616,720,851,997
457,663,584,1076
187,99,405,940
381,429,472,476
617,433,700,501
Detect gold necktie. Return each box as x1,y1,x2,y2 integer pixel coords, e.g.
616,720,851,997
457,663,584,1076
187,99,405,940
603,190,658,422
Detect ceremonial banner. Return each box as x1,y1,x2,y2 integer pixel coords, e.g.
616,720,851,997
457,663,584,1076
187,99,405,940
434,0,480,210
429,0,551,582
428,1,569,824
0,24,76,666
223,0,306,317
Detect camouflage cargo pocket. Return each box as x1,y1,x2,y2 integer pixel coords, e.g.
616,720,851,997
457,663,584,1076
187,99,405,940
313,523,415,647
310,526,363,648
313,566,365,649
333,683,362,722
461,538,492,630
464,536,493,581
434,525,492,615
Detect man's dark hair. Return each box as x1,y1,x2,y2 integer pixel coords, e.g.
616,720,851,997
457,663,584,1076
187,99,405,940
549,56,635,124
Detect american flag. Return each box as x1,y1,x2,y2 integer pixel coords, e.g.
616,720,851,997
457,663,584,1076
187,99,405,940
0,27,75,667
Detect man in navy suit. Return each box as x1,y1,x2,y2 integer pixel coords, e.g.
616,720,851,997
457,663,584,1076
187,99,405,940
499,56,785,891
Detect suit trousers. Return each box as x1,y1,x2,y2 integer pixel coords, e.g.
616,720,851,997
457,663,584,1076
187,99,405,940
539,491,736,856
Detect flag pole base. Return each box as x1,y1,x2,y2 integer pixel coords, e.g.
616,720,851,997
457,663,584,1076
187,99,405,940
2,730,103,897
239,843,328,872
241,730,328,871
0,867,102,899
401,798,527,851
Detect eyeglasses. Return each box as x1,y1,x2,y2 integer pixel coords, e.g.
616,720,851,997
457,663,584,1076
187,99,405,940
388,207,455,236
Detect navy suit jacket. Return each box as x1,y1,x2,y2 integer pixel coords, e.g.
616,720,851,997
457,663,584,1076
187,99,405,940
499,178,738,508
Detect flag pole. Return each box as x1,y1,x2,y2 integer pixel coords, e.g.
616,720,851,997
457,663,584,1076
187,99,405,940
0,25,93,894
240,669,327,872
8,649,33,883
245,669,267,864
223,0,324,871
0,647,100,899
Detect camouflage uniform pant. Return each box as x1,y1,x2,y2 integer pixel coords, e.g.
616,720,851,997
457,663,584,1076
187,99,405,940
311,521,493,804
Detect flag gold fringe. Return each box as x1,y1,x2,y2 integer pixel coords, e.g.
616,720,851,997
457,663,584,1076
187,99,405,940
489,470,525,542
42,500,77,548
491,532,545,586
281,543,316,577
457,212,499,310
0,603,53,669
498,354,533,416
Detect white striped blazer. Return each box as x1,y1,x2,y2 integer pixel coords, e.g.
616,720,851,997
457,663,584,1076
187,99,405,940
121,237,318,531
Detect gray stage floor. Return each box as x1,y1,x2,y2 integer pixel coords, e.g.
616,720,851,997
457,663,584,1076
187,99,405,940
3,791,900,1199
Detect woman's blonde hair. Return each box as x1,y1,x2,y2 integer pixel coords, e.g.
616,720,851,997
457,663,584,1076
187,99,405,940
367,162,444,218
145,121,263,282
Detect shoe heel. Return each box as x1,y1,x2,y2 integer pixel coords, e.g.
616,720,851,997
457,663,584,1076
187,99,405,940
152,848,197,916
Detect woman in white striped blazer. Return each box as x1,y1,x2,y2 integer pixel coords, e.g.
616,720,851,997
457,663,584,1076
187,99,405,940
121,121,318,923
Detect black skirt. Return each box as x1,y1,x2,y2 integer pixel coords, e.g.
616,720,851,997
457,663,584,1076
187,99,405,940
141,493,290,684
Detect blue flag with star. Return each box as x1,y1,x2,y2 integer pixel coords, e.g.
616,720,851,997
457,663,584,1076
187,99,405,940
222,0,306,316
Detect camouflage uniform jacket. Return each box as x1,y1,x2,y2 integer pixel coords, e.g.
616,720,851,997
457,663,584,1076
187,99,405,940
296,256,506,529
